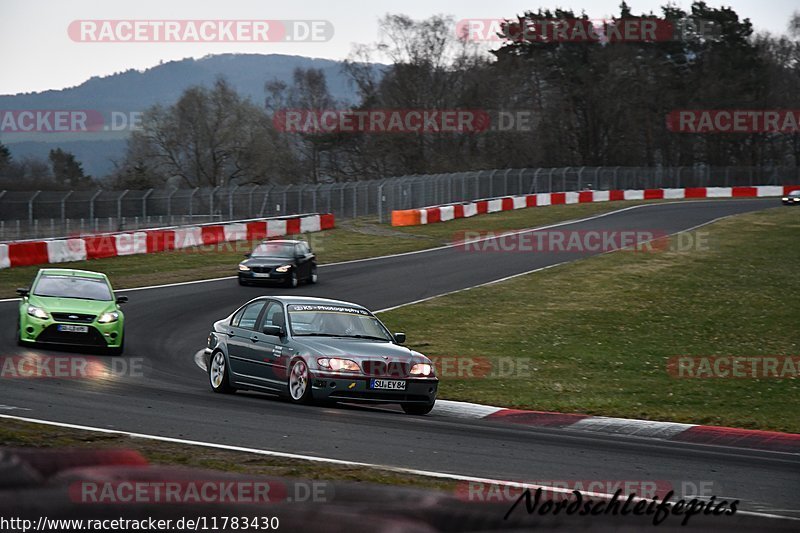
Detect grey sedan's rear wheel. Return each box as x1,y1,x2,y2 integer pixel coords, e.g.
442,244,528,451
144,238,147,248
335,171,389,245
209,351,235,394
402,402,435,415
288,359,312,404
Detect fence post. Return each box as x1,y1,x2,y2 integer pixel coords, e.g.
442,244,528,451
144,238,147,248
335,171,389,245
228,185,239,220
577,167,585,190
117,190,129,224
189,188,198,218
88,190,101,221
210,186,220,219
60,191,73,223
142,189,153,220
28,190,41,225
378,182,385,223
503,169,511,196
167,188,176,217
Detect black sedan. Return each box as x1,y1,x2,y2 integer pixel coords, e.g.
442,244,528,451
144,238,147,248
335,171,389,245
782,190,800,205
238,240,317,287
205,296,438,414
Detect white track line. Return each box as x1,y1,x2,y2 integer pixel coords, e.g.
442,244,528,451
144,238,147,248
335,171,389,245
0,414,794,521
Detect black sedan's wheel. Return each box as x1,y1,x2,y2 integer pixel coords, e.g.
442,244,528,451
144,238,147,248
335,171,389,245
209,351,235,394
288,359,312,404
238,278,249,286
402,402,435,415
309,265,318,284
285,270,299,288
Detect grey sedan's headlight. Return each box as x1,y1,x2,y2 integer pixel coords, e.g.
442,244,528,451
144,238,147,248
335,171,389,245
317,358,360,372
238,264,250,271
27,305,49,320
97,311,120,323
275,264,292,273
410,363,433,376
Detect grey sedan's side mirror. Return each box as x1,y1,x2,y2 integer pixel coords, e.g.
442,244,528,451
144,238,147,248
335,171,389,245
394,332,406,344
263,325,285,337
16,288,29,297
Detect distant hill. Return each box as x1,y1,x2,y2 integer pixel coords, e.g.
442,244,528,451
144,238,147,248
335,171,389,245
0,54,383,178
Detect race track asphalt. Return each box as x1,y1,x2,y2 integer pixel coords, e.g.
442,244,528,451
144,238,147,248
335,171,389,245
1,199,798,519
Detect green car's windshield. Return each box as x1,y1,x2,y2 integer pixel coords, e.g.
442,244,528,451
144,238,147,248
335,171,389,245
287,304,392,341
251,243,295,258
33,275,113,301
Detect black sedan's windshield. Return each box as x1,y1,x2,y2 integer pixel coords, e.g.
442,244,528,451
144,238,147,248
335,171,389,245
251,243,295,258
33,275,113,301
790,191,800,197
287,304,392,341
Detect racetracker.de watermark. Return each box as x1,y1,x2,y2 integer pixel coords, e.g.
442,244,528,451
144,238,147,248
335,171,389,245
456,18,719,43
667,110,800,133
0,355,144,379
0,110,141,133
68,20,333,42
273,109,543,134
70,480,329,504
668,356,800,378
453,230,711,254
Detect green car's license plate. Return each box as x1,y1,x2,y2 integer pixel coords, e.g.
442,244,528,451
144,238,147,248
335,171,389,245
57,324,88,333
370,379,406,390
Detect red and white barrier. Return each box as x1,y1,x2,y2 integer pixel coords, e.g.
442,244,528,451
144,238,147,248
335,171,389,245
0,213,335,270
391,185,800,226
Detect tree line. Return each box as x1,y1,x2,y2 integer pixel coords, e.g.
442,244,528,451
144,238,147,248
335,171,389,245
3,2,799,190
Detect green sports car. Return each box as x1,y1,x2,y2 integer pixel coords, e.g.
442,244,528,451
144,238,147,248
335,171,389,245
16,268,127,355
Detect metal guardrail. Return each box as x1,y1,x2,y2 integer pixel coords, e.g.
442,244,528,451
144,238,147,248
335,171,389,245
0,166,796,240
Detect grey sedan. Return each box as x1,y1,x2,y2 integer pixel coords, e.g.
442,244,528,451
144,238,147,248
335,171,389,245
205,296,438,414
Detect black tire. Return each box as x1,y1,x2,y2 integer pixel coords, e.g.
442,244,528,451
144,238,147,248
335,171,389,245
107,337,124,356
285,270,299,289
402,402,435,415
309,264,318,284
238,278,249,286
209,350,236,394
16,319,23,347
287,359,313,404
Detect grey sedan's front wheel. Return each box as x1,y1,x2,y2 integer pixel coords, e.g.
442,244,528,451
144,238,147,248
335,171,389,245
209,351,235,394
288,359,312,404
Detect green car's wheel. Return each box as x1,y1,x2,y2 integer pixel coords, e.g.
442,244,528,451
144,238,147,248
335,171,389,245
402,402,435,415
107,337,124,356
288,359,312,404
16,319,23,347
209,351,235,394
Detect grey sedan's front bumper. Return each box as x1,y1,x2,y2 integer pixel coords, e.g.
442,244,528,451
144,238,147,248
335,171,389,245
310,374,438,404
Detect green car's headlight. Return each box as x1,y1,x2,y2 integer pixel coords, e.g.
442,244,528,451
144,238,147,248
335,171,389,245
238,264,250,271
97,311,120,324
275,264,292,273
27,305,49,320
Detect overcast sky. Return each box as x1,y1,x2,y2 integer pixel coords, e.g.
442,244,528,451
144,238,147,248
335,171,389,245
1,0,796,96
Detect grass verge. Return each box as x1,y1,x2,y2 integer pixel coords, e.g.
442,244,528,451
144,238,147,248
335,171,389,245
379,207,800,433
0,418,455,491
0,200,660,298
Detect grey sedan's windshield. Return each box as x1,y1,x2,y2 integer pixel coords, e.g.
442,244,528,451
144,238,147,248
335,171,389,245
33,275,113,301
287,304,392,341
251,243,295,258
